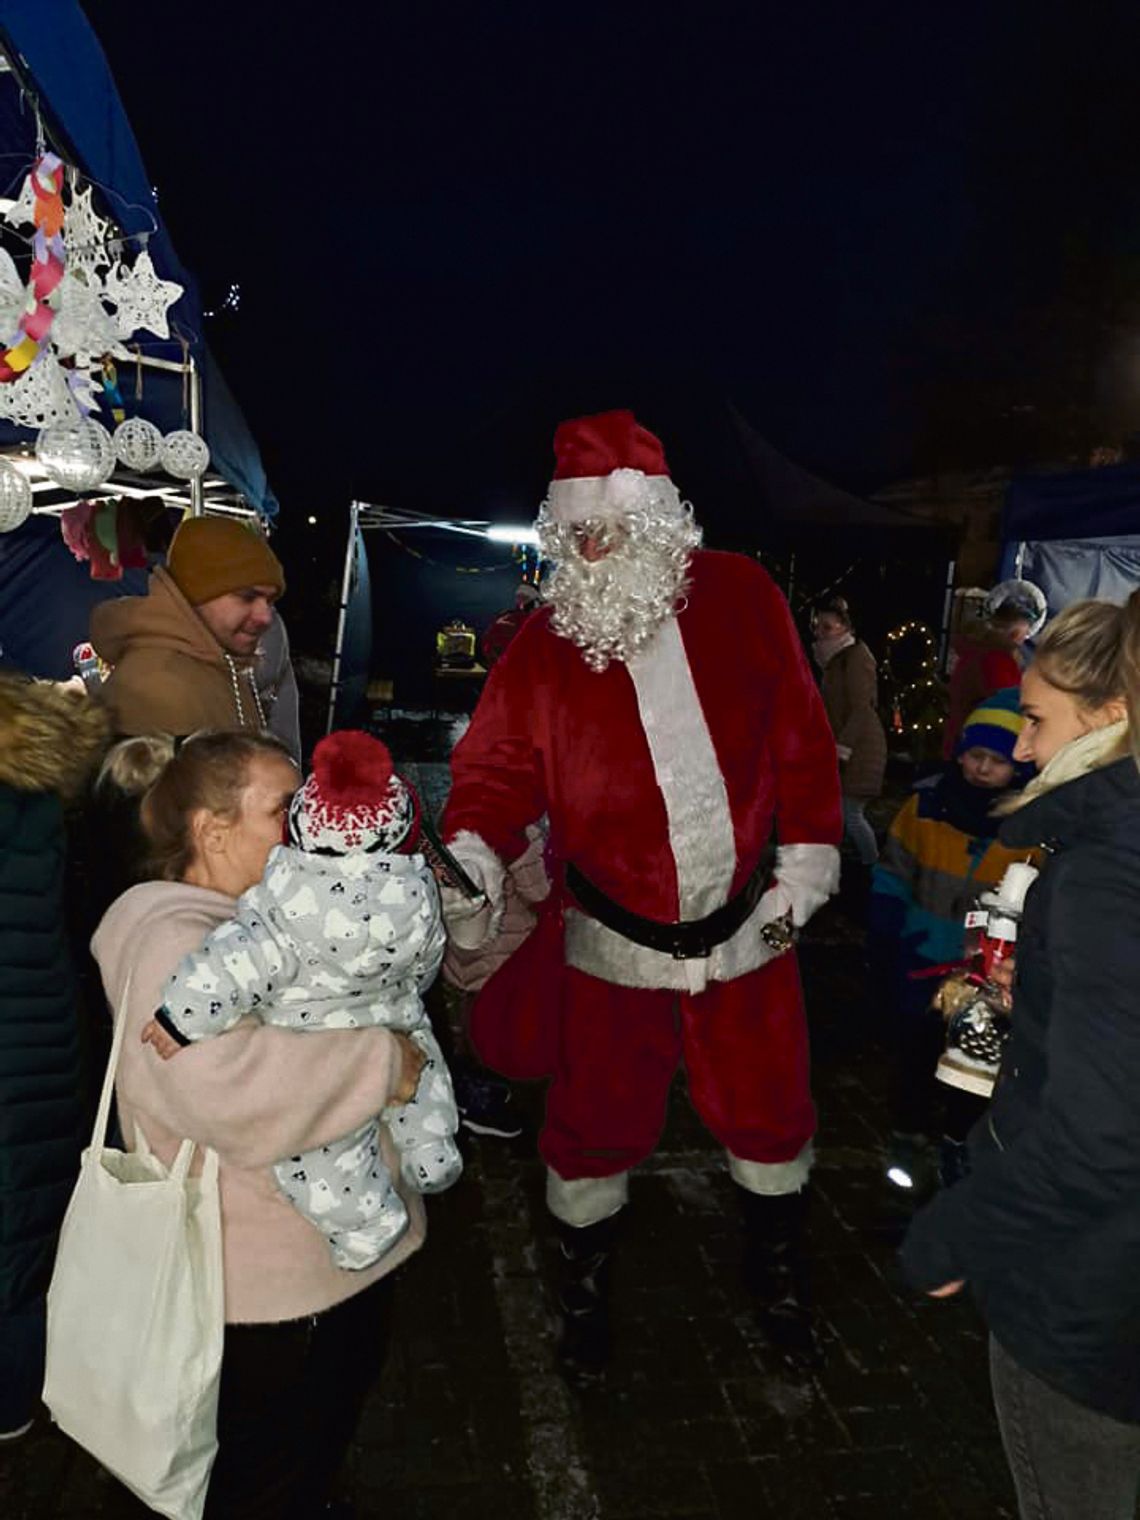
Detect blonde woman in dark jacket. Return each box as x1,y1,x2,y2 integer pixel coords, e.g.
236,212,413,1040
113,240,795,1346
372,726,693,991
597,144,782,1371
812,598,887,867
903,593,1140,1520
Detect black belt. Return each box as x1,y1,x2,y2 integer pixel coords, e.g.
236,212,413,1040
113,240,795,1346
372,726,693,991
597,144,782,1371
565,860,769,961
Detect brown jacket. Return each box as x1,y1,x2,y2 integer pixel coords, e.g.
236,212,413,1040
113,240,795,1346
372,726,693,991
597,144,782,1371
820,640,888,799
90,569,261,737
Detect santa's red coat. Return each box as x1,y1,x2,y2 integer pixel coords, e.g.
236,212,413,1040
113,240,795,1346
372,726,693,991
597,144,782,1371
445,550,841,963
444,551,842,1171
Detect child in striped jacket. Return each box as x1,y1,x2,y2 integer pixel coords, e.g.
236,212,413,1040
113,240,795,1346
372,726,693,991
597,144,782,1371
870,688,1036,1189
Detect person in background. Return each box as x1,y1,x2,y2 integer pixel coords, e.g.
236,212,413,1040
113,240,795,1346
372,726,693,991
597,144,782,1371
903,595,1140,1520
943,579,1045,759
254,607,301,761
481,581,542,668
812,596,888,884
92,730,428,1516
91,514,297,754
0,673,109,1440
870,688,1034,1191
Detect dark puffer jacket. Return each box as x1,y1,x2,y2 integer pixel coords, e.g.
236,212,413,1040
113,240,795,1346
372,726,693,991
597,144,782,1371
901,754,1140,1423
0,677,109,1314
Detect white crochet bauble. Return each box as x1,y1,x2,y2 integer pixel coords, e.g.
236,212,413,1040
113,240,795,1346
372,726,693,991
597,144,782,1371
0,353,80,430
114,416,163,472
0,459,31,532
36,418,115,492
161,429,209,480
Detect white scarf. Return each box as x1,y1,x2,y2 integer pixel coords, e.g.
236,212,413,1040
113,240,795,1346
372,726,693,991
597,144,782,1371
813,632,855,669
1002,719,1131,813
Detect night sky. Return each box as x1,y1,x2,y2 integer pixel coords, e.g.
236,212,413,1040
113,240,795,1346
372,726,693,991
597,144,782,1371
79,1,1140,626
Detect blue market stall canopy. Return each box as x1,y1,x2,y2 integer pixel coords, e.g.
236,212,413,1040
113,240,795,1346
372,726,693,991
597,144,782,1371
0,2,277,518
1001,463,1140,614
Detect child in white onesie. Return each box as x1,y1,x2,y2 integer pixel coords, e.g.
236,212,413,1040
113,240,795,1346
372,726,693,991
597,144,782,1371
143,730,461,1269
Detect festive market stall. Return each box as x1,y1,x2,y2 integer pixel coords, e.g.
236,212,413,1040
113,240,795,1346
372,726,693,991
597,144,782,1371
0,4,276,677
1000,461,1140,617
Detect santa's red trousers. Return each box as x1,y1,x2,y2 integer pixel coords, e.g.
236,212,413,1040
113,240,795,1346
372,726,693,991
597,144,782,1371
538,951,815,1181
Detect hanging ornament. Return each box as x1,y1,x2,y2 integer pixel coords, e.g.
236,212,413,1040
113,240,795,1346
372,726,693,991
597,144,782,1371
104,248,183,341
0,459,32,532
0,156,66,383
51,272,122,367
3,173,36,229
62,185,112,283
66,366,105,418
0,249,24,337
114,416,162,472
0,352,80,430
161,428,209,480
36,416,115,491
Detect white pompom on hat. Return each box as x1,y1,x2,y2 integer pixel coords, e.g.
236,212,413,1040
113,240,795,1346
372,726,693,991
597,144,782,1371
288,730,421,856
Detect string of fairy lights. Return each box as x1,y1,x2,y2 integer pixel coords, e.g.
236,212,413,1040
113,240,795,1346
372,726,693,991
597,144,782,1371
881,619,944,736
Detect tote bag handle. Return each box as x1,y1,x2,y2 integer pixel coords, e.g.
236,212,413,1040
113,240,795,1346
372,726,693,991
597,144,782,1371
90,976,207,1186
90,973,133,1154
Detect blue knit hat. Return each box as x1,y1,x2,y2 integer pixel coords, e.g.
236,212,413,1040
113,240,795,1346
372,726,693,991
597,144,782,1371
957,687,1024,762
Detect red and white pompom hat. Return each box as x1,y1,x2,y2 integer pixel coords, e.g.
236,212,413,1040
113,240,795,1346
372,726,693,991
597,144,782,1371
544,409,681,524
288,730,421,856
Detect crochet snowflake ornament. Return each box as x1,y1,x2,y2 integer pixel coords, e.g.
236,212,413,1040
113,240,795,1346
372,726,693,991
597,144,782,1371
0,352,80,430
62,186,113,283
104,249,183,341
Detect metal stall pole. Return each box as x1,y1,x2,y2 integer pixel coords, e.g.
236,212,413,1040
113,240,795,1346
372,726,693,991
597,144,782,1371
187,354,204,517
936,556,957,674
326,500,360,734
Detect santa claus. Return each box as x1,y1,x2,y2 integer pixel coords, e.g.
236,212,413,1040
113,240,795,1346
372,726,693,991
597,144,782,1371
442,410,842,1377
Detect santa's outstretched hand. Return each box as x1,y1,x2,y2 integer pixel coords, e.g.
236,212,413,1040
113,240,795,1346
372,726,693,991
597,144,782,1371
440,832,507,949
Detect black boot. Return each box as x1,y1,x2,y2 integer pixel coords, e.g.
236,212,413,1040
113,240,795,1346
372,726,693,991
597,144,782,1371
552,1212,620,1384
738,1186,823,1372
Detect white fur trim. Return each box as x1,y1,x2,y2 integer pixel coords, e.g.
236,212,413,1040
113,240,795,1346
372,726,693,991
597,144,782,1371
774,843,840,927
546,1168,629,1226
728,1141,814,1196
547,471,680,525
442,831,506,946
627,618,737,922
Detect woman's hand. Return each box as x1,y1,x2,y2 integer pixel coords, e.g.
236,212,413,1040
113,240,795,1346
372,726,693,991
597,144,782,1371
388,1033,427,1106
928,1279,966,1298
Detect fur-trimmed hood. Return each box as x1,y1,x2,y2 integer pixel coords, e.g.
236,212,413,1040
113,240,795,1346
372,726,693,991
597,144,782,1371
0,676,111,800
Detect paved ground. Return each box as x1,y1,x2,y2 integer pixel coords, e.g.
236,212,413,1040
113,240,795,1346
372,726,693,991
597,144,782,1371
0,749,1024,1519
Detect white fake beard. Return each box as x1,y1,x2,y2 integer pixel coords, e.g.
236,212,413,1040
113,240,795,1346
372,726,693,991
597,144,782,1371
536,498,702,672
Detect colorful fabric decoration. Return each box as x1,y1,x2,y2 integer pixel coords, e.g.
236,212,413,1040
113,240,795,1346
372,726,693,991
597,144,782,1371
0,156,67,383
60,497,149,580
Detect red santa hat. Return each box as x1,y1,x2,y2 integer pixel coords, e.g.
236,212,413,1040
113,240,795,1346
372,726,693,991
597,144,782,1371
545,410,679,524
288,730,421,855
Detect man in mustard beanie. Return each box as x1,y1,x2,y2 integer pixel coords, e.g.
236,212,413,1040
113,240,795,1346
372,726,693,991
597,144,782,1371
91,515,298,751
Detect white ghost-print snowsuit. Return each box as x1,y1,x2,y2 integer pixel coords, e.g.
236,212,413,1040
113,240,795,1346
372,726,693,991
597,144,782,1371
159,845,460,1271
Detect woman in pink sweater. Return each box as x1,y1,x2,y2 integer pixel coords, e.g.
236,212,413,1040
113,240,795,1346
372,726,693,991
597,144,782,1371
91,730,427,1519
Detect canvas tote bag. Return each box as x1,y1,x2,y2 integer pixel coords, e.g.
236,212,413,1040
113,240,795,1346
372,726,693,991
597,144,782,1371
44,977,225,1520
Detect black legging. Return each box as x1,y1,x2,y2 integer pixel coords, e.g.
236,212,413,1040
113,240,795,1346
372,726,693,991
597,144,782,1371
205,1276,395,1519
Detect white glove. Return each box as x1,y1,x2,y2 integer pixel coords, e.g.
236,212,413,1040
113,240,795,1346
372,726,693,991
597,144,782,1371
440,834,506,950
767,843,841,929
